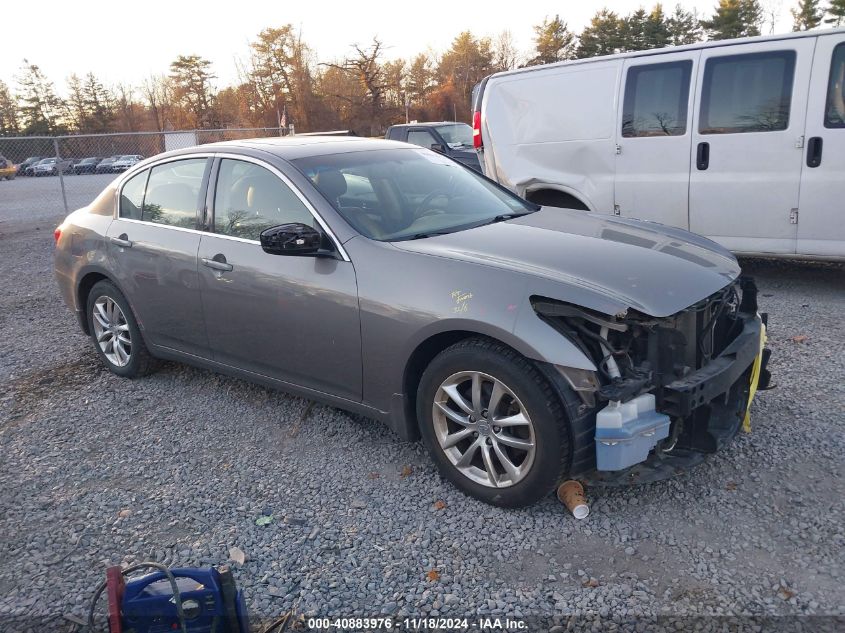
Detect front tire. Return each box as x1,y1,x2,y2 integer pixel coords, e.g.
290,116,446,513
417,338,572,507
86,280,156,378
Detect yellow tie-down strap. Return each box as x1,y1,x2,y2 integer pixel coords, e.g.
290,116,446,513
742,321,767,433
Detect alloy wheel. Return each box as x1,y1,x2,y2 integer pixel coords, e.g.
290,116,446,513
432,371,536,488
91,296,132,367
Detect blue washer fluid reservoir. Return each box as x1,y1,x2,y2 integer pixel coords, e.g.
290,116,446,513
595,393,671,471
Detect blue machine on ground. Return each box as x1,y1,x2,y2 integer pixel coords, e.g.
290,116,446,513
94,564,250,633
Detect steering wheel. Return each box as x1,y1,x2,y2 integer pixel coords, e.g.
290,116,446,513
414,189,451,217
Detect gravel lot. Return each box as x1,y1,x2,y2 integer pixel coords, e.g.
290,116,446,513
0,202,843,631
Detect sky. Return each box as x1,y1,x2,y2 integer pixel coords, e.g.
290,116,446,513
1,0,794,93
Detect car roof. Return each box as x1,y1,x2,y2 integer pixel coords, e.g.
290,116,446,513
389,122,467,129
186,136,413,160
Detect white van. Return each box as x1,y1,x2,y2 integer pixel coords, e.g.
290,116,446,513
473,29,845,259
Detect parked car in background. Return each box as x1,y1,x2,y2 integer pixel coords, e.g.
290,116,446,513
111,155,143,172
386,122,482,172
0,155,16,180
32,157,76,176
473,28,845,259
72,157,103,175
17,156,43,176
29,158,55,177
54,137,770,507
96,156,122,174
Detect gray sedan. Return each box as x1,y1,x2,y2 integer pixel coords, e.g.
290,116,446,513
54,137,770,507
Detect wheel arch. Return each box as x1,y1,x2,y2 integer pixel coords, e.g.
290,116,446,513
75,268,129,335
524,186,591,211
399,321,596,440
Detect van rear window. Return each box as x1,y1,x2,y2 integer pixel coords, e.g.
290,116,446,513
825,43,845,129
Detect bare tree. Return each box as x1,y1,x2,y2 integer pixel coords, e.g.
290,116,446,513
493,30,521,71
325,38,387,136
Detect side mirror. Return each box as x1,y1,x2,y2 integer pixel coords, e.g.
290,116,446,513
260,223,330,257
430,143,446,153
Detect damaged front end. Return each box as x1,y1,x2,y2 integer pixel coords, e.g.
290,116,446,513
534,277,772,485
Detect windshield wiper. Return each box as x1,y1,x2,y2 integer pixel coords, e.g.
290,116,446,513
478,212,533,226
397,211,536,241
405,229,459,240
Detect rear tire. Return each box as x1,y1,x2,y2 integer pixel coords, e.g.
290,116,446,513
417,338,572,507
86,280,156,378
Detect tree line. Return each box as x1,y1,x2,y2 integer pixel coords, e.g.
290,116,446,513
1,0,843,138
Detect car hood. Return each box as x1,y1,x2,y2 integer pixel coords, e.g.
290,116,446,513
392,207,740,318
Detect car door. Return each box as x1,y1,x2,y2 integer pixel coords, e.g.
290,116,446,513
614,51,700,228
797,34,845,257
689,39,814,254
197,156,362,401
106,157,211,357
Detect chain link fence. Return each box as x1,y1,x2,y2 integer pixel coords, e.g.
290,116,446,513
0,128,286,222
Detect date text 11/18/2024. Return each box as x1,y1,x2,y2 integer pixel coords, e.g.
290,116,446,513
306,616,528,630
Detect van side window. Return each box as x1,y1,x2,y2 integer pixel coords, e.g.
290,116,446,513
622,61,692,137
700,50,796,134
119,170,148,220
825,43,845,128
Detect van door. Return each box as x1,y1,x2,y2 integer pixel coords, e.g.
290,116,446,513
689,39,815,254
615,51,700,228
797,34,845,257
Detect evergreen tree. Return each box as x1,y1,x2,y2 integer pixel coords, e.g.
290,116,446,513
643,4,673,49
826,0,845,26
16,60,66,134
623,8,651,51
528,15,576,65
83,73,115,133
406,53,433,107
436,31,495,113
701,0,763,41
792,0,824,30
577,10,625,58
667,4,703,44
66,74,88,132
169,55,216,128
0,80,20,136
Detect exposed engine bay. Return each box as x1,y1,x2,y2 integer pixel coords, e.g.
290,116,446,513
533,276,772,484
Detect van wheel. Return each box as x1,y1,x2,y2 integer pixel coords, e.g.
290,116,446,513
86,280,156,378
417,338,571,507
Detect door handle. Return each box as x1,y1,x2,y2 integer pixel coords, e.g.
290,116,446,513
110,234,132,248
202,256,233,272
696,142,710,171
806,136,823,168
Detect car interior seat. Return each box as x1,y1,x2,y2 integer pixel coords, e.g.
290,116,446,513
313,169,385,239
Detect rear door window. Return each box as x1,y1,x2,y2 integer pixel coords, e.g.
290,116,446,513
119,169,148,220
825,43,845,128
699,50,796,134
142,159,208,228
622,61,692,137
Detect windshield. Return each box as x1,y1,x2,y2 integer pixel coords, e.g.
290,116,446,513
292,148,535,242
434,123,473,149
